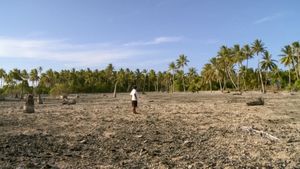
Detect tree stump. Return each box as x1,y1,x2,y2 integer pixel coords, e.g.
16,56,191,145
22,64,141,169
37,94,43,104
246,97,264,106
23,94,35,113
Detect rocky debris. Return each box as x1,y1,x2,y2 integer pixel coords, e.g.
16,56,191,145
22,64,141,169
62,98,76,105
246,97,264,106
1,93,300,168
23,94,34,113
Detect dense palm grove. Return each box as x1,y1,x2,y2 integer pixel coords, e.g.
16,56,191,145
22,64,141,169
1,39,300,96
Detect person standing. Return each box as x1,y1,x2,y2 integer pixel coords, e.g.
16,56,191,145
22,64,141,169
130,86,138,114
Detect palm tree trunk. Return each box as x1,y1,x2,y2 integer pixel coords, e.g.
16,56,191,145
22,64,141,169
223,78,227,91
288,65,291,92
292,59,299,80
259,68,265,93
157,76,159,92
264,71,268,91
218,79,223,92
113,81,118,98
209,80,212,93
237,63,241,91
226,68,238,90
297,53,300,80
21,80,24,99
143,78,146,93
172,75,174,93
243,74,247,91
182,74,186,92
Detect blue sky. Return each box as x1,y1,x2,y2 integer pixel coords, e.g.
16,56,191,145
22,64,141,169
0,0,300,72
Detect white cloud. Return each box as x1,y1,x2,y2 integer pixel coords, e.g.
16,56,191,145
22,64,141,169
0,37,150,67
124,36,182,46
200,39,220,45
254,13,283,24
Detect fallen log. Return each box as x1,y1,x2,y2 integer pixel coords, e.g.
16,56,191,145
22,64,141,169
240,126,279,142
62,98,76,105
246,97,264,106
232,92,242,95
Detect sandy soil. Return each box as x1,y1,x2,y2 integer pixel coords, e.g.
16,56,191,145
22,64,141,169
0,92,300,168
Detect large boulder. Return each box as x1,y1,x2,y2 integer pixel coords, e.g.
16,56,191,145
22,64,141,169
23,94,35,113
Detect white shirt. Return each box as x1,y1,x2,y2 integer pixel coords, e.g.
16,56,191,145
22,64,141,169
130,89,138,101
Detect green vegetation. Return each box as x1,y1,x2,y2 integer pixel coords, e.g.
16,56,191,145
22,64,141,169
1,39,300,96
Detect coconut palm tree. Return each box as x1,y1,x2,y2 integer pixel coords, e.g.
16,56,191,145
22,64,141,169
291,42,300,80
30,68,39,95
210,57,224,91
176,54,189,92
141,69,147,93
163,72,172,92
260,51,277,90
241,44,253,90
187,67,198,91
217,46,238,90
280,45,294,90
242,44,254,69
201,63,215,92
20,69,29,97
0,68,6,88
168,62,177,92
5,72,15,92
113,69,126,98
251,39,266,93
147,69,155,91
233,44,245,90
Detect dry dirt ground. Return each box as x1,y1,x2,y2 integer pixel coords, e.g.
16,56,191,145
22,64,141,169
0,92,300,169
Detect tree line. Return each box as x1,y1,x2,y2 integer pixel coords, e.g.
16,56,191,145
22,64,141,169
0,39,300,96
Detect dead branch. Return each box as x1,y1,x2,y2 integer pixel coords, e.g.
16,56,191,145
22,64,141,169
240,126,279,142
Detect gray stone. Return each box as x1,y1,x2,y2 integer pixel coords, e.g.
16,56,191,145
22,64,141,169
23,94,35,113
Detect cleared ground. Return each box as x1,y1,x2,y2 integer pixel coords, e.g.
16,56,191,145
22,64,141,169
0,92,300,168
